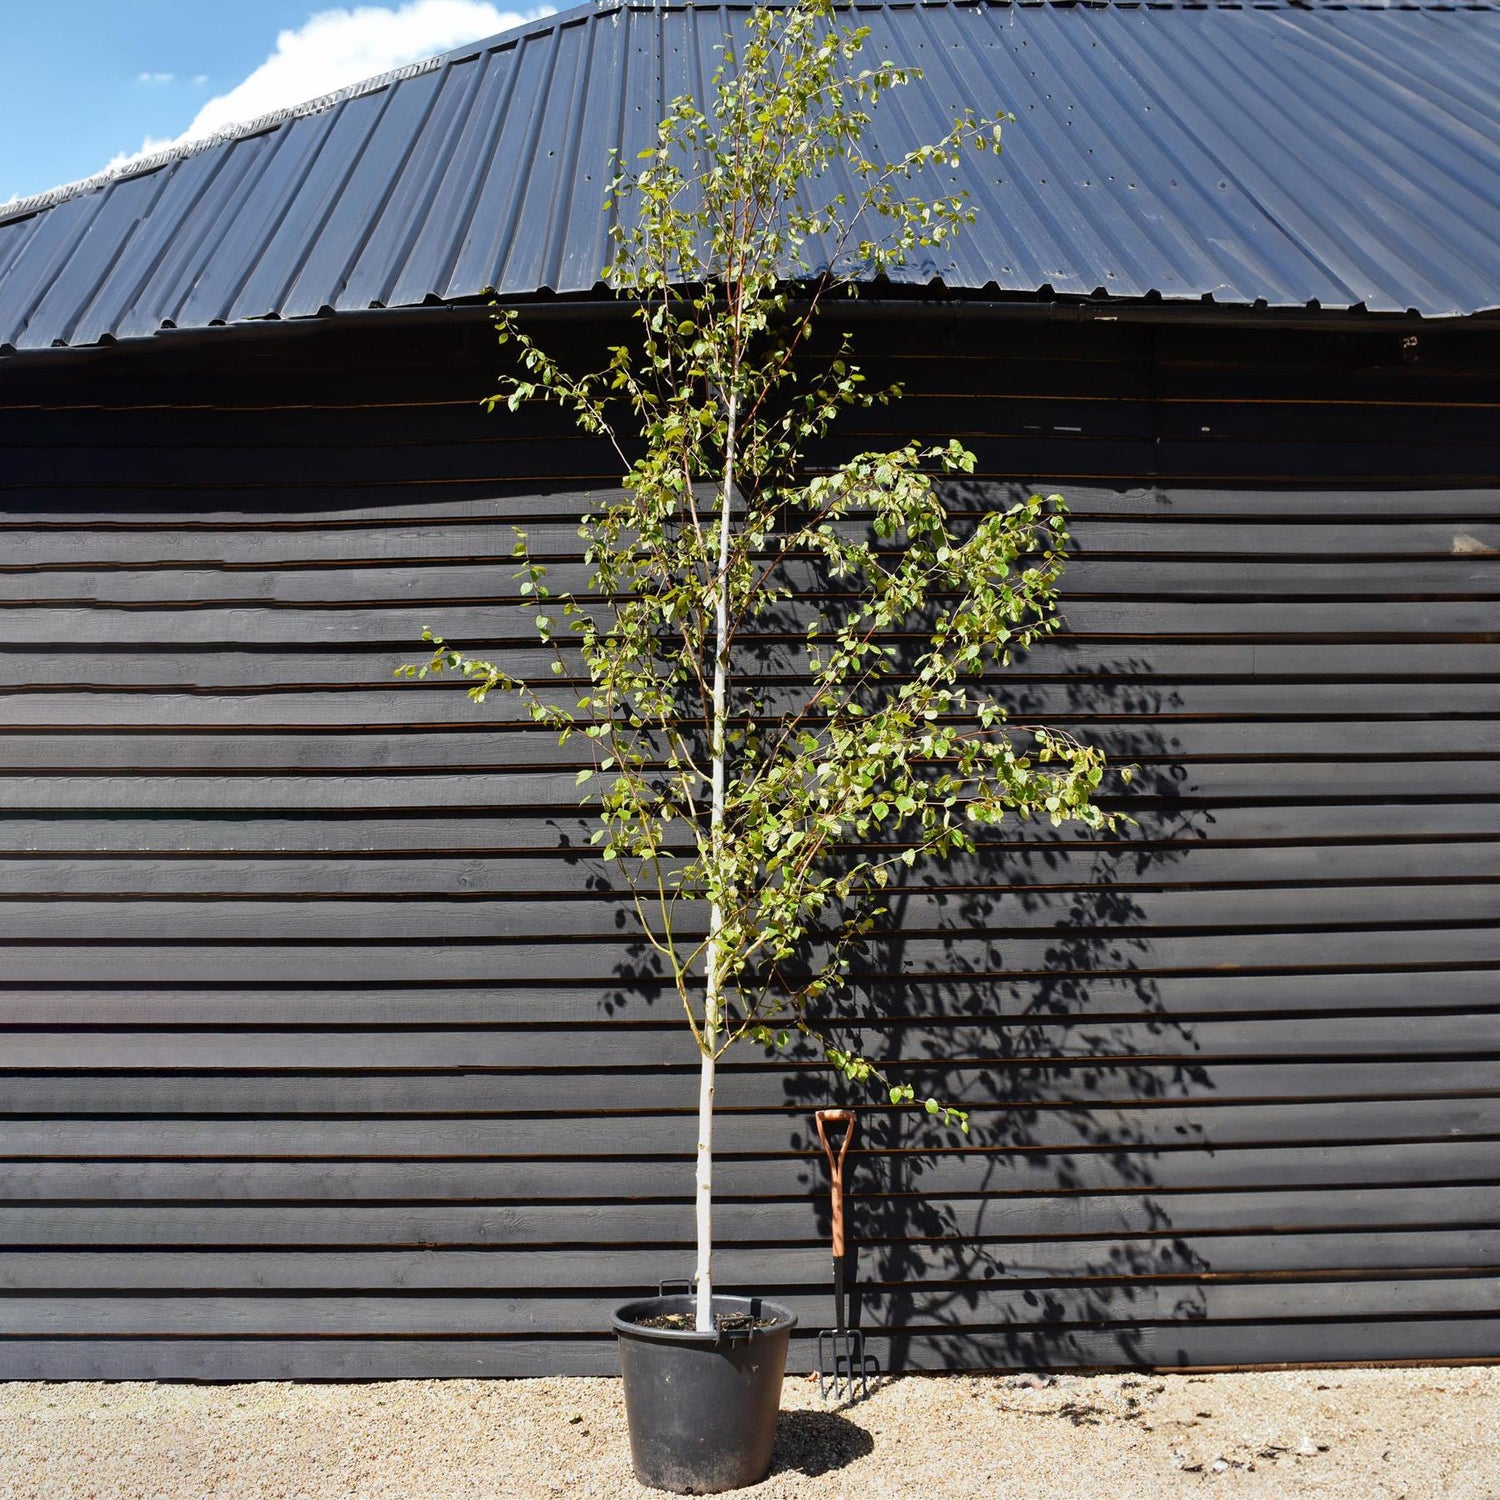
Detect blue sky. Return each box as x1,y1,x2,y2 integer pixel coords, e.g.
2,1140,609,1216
1,1,553,206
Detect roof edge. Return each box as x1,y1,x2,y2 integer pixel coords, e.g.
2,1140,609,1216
0,55,429,224
4,289,1495,370
0,1,595,227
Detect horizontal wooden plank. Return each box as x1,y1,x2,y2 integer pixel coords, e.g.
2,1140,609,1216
0,841,1489,896
0,1202,705,1248
4,679,1491,727
0,839,1490,898
0,943,1495,996
0,554,1491,608
0,1337,607,1381
0,1293,615,1336
1150,340,1495,391
0,719,1493,772
7,429,1493,498
847,967,1500,1020
4,1096,1498,1159
865,1006,1500,1061
0,1028,702,1071
1,377,1491,461
0,758,1493,810
0,517,1495,567
868,1226,1500,1280
0,856,634,896
0,525,555,569
0,480,1490,526
0,882,1492,940
742,486,1500,536
0,716,1490,776
0,771,599,809
0,929,1496,983
0,801,1494,855
0,488,580,526
0,563,533,608
0,732,595,773
0,887,1496,942
4,597,1496,644
5,640,1495,687
3,1011,1499,1069
0,408,530,454
980,439,1498,486
0,813,604,853
10,1225,1500,1291
0,1314,1494,1380
2,1141,1497,1203
56,406,1457,495
0,439,613,489
5,1183,1498,1248
8,1260,1500,1339
4,1059,1499,1115
0,1247,807,1293
6,1274,1500,1336
0,967,1495,1024
7,1316,1500,1379
870,1321,1500,1374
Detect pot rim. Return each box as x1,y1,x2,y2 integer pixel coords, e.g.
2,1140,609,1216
611,1292,798,1345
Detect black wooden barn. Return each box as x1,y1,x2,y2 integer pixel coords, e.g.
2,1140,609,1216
0,0,1497,1379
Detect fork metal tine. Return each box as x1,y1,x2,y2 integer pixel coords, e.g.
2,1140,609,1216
817,1327,869,1401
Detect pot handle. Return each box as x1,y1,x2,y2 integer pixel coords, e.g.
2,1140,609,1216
814,1108,856,1257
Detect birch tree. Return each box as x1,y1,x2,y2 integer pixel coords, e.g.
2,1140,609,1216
406,0,1119,1334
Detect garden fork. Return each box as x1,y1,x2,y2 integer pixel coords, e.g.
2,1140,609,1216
814,1107,876,1400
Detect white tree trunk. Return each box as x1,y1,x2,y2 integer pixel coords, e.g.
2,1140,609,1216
692,1025,716,1332
695,393,738,1334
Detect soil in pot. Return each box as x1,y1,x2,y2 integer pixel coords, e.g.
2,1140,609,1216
631,1310,782,1335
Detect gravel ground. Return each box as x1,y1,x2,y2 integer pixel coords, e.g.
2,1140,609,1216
2,1365,1497,1500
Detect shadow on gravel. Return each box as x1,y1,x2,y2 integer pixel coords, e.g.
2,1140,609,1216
771,1409,875,1478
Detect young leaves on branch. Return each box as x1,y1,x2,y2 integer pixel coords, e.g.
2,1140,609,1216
402,0,1121,1135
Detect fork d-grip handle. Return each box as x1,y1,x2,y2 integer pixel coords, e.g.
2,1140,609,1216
815,1109,856,1257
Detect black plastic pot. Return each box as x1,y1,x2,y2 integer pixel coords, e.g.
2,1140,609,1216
612,1292,798,1494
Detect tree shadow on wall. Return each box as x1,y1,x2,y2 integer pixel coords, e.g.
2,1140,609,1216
773,479,1223,1372
780,677,1219,1372
580,476,1226,1370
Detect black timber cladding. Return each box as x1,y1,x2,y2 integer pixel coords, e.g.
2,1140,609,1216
0,308,1496,1377
3,0,1500,351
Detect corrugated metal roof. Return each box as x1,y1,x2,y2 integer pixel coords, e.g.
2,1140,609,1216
2,0,1498,351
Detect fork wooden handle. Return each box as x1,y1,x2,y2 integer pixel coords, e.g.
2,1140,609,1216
815,1108,856,1258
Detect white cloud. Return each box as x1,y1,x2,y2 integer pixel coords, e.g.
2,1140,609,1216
185,2,551,138
99,135,177,177
101,1,552,178
137,71,176,85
